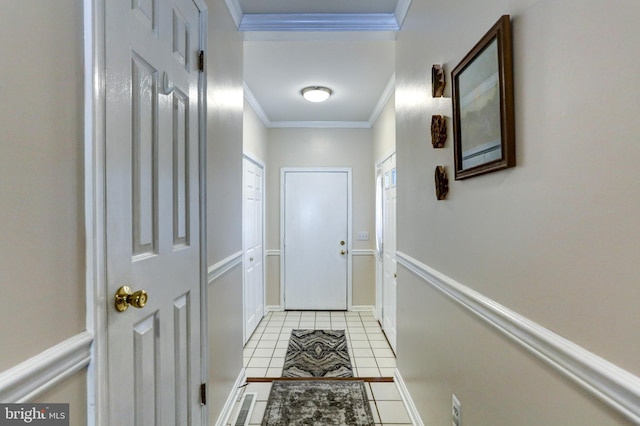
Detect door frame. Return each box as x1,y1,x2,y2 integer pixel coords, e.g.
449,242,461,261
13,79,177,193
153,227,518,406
242,153,266,343
279,167,353,311
84,1,209,423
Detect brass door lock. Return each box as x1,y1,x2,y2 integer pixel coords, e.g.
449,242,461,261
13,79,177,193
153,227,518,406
115,285,148,312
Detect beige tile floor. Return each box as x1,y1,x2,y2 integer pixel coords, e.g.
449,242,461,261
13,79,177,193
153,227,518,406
227,311,413,425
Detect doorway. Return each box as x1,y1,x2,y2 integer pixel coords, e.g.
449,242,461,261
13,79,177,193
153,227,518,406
281,168,352,310
99,0,207,423
243,155,265,344
377,153,397,352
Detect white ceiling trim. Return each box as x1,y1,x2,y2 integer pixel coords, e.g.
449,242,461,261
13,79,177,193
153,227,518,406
243,82,272,127
225,0,412,32
269,120,372,129
394,0,412,28
368,74,395,126
239,13,400,32
224,0,243,28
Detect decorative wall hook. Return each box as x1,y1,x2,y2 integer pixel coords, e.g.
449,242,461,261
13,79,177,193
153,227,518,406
432,64,446,97
431,115,447,148
435,166,449,200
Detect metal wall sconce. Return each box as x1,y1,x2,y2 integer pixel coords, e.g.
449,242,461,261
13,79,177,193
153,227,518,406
435,166,449,200
432,64,446,97
431,115,447,148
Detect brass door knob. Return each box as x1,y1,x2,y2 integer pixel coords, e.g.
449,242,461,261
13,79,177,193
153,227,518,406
340,250,346,255
115,285,148,312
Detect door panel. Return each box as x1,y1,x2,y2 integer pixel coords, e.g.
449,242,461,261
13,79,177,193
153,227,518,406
283,170,349,310
243,158,264,343
105,0,202,424
382,155,397,352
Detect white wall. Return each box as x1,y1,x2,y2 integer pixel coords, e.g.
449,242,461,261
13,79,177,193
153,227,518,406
373,92,396,162
396,0,640,424
243,99,268,163
204,0,245,421
265,128,376,307
0,0,87,415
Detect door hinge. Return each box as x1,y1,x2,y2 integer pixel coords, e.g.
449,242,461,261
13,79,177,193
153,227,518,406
198,51,205,72
200,383,207,405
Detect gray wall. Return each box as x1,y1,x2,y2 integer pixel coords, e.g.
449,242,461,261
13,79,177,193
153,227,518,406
396,0,640,424
264,127,377,307
205,0,245,421
0,0,87,418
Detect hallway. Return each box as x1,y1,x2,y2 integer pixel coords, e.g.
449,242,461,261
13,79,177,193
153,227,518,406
227,311,413,425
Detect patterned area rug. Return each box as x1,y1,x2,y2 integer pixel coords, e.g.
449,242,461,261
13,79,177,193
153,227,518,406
262,380,374,426
282,329,353,378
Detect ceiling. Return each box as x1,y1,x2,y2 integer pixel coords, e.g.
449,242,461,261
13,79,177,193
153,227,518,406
228,0,411,128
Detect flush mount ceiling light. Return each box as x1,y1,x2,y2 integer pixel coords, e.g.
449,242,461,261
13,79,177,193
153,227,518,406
301,86,332,103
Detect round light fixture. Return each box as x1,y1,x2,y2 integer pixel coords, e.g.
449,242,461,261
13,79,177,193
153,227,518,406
301,86,332,103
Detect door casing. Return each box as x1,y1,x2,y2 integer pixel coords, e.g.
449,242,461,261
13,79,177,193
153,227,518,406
84,0,209,423
279,167,353,310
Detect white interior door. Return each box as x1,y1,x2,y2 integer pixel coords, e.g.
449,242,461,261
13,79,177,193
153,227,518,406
105,0,203,424
243,157,264,343
282,169,350,310
382,154,397,352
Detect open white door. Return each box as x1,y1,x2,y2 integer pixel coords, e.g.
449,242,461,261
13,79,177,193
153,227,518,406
243,156,264,343
381,154,397,352
282,169,351,310
105,0,204,424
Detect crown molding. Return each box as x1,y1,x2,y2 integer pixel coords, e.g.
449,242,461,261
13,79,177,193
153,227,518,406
269,120,371,129
243,83,272,127
225,0,412,32
224,0,243,28
368,73,395,126
239,13,400,32
394,0,412,28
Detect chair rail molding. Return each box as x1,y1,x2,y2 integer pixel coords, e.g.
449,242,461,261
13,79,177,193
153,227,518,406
397,251,640,424
208,251,243,284
0,332,93,403
351,249,376,257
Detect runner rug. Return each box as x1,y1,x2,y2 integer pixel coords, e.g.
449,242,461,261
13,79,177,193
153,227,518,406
261,380,374,426
282,329,353,378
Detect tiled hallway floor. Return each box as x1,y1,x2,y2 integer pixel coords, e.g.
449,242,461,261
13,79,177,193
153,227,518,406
227,311,413,425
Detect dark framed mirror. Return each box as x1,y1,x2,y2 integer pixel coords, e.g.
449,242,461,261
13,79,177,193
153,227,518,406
452,15,515,180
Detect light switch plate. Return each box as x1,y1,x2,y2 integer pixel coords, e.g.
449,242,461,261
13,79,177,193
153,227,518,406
357,232,369,241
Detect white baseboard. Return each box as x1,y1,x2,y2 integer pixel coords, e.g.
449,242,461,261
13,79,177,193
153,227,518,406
350,305,376,316
397,251,640,425
214,368,247,426
0,331,93,402
394,368,424,426
266,306,376,315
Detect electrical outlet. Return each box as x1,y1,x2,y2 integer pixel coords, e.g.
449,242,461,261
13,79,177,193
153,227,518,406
452,394,461,426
